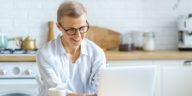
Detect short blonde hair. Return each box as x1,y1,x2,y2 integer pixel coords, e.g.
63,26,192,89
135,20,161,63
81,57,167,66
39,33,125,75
57,1,87,23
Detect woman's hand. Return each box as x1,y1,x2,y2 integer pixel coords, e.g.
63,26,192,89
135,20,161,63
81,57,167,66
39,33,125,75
86,94,97,96
67,93,85,96
67,93,97,96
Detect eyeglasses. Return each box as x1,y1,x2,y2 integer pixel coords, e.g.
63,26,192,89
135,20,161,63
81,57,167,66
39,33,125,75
59,21,89,36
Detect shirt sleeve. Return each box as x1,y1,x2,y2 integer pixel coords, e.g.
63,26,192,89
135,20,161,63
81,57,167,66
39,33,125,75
87,49,107,94
37,50,71,96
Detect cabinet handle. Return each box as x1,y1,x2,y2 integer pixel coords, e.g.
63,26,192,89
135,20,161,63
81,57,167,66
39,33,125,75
184,60,192,65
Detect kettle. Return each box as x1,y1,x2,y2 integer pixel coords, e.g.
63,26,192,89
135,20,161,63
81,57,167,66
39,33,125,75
0,32,11,50
15,36,36,50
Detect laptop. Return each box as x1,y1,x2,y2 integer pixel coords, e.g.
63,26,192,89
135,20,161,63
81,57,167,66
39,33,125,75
98,66,156,96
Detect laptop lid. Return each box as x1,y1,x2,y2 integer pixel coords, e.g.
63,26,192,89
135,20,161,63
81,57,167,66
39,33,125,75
98,66,156,96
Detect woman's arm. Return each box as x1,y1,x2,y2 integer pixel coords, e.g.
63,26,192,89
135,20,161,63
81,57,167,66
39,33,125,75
86,49,106,95
37,50,71,95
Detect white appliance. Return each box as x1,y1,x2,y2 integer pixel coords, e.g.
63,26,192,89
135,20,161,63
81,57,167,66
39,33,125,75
177,14,192,51
0,62,39,96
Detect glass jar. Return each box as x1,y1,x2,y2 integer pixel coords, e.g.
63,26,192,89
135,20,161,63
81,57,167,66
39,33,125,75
119,33,134,51
143,32,155,51
132,31,143,50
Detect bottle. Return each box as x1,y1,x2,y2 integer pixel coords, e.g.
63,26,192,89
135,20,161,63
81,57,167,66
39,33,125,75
48,21,54,42
143,32,155,51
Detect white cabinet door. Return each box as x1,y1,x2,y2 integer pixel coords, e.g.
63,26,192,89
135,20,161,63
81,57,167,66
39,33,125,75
154,60,192,96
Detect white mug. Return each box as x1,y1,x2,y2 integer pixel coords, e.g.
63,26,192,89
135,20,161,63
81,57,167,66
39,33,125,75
48,88,65,96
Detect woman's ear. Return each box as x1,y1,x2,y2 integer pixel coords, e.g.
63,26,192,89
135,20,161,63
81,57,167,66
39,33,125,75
56,23,62,31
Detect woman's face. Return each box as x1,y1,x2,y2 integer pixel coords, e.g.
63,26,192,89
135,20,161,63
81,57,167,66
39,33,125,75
58,14,88,48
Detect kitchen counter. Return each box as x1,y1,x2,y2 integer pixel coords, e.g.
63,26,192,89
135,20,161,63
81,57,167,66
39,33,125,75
0,50,192,61
0,55,36,62
106,50,192,60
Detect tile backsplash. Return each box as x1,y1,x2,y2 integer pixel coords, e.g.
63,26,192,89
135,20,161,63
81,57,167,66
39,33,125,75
0,0,192,50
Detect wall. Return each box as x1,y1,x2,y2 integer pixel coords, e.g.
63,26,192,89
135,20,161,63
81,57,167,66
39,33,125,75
0,0,192,50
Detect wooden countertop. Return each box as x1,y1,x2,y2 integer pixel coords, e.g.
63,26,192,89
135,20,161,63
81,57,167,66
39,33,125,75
0,55,36,62
106,50,192,60
0,50,192,61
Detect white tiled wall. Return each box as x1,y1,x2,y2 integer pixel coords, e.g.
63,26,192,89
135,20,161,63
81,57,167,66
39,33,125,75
0,0,192,50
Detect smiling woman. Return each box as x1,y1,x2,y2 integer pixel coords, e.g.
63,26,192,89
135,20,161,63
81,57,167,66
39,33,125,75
37,1,106,96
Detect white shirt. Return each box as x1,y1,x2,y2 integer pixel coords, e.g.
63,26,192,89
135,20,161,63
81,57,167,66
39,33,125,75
37,35,106,96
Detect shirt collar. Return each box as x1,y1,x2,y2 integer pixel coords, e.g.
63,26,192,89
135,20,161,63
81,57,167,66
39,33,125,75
58,35,67,55
80,39,88,55
57,35,88,56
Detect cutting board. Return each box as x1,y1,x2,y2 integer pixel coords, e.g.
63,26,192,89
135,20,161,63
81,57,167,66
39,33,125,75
86,26,121,51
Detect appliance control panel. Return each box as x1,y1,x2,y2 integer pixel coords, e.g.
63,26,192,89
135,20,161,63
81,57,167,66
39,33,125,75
0,62,39,78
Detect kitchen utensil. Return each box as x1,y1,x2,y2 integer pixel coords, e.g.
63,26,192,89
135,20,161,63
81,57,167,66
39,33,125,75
48,21,55,42
0,32,11,50
15,36,36,50
86,26,121,51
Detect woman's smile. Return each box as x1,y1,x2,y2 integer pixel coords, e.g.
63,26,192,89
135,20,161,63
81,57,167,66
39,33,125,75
71,37,81,43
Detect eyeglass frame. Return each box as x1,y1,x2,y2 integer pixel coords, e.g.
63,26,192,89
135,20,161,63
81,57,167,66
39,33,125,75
58,21,89,36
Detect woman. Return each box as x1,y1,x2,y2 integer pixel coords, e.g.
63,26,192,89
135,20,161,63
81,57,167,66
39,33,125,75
37,1,106,96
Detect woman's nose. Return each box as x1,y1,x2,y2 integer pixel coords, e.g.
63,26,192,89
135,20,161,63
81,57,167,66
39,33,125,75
74,30,81,37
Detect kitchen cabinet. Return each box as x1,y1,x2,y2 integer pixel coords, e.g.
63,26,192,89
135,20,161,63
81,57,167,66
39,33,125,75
154,60,192,96
108,60,192,96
